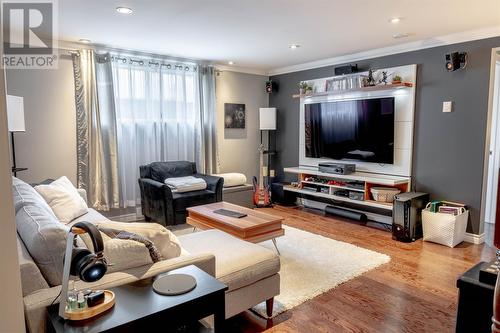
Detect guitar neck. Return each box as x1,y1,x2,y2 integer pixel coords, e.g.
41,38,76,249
259,150,264,189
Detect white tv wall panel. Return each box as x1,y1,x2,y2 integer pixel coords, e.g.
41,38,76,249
298,64,417,177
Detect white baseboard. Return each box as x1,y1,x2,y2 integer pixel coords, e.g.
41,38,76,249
464,232,485,244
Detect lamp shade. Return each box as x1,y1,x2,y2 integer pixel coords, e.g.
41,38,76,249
6,95,25,132
259,107,277,130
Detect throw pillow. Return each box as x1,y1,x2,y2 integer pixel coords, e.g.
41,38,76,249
16,204,69,286
11,176,55,215
35,176,88,224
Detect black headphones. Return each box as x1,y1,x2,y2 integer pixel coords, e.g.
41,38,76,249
70,222,108,282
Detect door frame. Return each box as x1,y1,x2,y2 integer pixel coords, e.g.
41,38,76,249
480,47,500,235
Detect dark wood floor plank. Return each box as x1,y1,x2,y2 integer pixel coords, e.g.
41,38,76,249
225,205,495,333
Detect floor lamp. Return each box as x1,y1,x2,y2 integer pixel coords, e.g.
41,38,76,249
6,95,26,177
259,107,277,183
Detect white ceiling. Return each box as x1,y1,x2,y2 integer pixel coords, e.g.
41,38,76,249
59,0,500,74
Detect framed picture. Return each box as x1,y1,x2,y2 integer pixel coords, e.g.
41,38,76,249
224,103,246,129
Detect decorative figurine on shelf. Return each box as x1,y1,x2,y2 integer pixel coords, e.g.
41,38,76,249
379,71,389,85
366,69,377,86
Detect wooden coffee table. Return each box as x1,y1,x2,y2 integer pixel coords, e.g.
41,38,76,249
186,202,285,254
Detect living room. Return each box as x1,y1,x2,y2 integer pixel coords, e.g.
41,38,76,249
1,1,500,332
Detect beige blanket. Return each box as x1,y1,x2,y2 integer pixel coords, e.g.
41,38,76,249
80,221,182,274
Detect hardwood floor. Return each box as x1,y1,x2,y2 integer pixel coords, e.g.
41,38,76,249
225,205,496,333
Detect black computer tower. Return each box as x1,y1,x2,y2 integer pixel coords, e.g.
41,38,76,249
392,192,429,242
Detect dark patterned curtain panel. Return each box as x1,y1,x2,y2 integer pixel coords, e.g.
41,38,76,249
71,52,89,192
199,65,219,174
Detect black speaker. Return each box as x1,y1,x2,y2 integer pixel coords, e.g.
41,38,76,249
445,52,467,71
325,205,367,221
392,192,429,242
334,64,358,76
271,182,296,206
266,80,278,94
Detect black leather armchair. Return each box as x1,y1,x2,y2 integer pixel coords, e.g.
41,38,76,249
138,161,223,226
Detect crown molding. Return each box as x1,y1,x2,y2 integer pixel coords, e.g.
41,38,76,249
59,40,268,76
267,25,500,76
215,64,268,76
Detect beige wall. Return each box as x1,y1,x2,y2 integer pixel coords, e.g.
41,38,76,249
215,70,269,181
0,68,26,332
5,60,268,188
6,54,77,184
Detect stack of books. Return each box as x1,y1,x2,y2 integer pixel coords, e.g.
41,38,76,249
429,200,466,215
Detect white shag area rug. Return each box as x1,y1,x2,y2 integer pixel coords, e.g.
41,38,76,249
252,225,391,318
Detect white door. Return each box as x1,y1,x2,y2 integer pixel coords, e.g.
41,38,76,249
485,60,500,224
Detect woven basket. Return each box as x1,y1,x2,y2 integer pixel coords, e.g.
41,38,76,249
422,204,468,247
370,187,401,203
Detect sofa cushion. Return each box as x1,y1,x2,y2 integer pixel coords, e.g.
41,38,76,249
35,176,88,224
16,204,69,286
149,161,197,183
172,190,216,211
178,230,280,291
11,177,54,215
215,173,247,188
17,235,49,296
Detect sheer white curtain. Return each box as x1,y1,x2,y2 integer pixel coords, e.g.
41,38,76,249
111,60,203,207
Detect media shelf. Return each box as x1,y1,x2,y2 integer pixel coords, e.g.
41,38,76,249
292,82,413,99
284,185,393,210
283,167,411,213
301,180,365,193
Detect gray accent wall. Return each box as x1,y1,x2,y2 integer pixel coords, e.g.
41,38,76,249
270,36,500,235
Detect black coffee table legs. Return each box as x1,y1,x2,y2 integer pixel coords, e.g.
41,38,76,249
213,292,226,333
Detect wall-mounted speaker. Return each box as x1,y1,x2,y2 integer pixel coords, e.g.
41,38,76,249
445,52,468,71
266,80,278,94
334,64,358,76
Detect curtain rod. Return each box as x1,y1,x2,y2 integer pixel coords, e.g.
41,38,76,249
57,44,222,73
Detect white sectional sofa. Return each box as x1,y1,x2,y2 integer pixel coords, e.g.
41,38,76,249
12,177,280,332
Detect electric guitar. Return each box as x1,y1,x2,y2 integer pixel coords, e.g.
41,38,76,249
253,144,272,207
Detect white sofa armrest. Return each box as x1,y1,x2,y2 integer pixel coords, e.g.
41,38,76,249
77,188,88,204
23,253,216,333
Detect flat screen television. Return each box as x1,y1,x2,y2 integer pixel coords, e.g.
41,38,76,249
305,97,395,164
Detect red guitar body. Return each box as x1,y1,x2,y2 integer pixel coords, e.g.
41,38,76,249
253,176,271,207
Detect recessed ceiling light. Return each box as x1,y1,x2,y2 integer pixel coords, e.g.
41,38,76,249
389,17,402,24
393,32,410,39
78,39,91,44
289,44,300,50
228,61,234,65
116,6,133,14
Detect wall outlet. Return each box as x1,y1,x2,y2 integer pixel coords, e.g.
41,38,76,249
442,101,453,113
